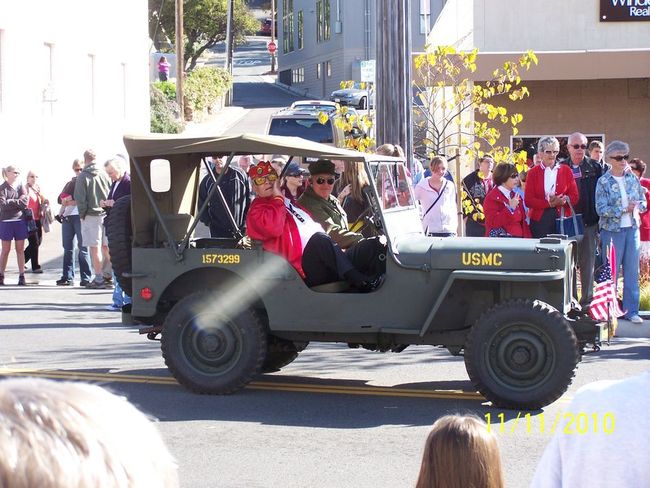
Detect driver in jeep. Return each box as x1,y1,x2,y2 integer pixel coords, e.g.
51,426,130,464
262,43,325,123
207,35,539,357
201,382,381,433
298,159,386,279
245,161,382,292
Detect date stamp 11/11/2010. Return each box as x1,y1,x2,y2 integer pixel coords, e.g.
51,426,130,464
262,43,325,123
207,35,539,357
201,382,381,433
485,412,615,436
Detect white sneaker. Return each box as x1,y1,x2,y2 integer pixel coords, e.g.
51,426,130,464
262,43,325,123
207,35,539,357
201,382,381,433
105,305,121,312
628,315,644,324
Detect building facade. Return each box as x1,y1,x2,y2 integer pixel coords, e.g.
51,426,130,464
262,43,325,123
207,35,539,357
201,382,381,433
0,0,150,196
427,0,650,163
276,0,444,98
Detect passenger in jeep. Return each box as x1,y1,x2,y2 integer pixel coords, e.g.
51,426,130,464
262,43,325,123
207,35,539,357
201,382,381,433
298,159,386,278
245,161,381,292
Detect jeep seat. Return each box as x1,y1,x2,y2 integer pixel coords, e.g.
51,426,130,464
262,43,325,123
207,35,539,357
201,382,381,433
309,281,351,293
153,213,191,246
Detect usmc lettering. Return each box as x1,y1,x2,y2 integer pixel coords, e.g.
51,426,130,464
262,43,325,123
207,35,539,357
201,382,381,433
461,252,503,266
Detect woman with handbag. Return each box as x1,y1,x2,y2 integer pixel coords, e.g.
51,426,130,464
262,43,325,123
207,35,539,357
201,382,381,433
24,170,48,273
483,163,531,238
524,136,579,238
0,165,29,286
414,156,457,237
596,141,647,324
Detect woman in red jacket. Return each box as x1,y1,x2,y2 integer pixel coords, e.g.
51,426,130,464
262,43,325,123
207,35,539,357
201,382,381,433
245,161,380,291
524,136,579,238
483,163,531,238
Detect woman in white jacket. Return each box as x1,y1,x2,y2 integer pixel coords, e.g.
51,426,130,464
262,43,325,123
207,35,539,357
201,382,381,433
414,156,458,236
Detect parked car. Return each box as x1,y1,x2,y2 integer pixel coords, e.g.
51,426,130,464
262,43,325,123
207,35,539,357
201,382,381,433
330,83,375,110
266,108,346,148
290,100,338,114
260,18,273,36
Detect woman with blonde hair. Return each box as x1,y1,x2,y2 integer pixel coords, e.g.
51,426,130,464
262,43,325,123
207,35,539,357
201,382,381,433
414,156,457,236
415,415,504,488
0,165,29,285
334,160,372,234
23,169,48,273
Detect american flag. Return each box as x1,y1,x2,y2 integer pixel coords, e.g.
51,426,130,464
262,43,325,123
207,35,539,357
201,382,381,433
589,243,626,321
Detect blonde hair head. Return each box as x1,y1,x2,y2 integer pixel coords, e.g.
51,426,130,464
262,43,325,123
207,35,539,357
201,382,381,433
415,415,504,488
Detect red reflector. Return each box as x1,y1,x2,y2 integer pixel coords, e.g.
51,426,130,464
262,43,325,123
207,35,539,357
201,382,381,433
140,287,153,301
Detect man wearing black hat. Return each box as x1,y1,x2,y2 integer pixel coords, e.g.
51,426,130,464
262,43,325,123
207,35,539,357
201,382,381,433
299,159,385,278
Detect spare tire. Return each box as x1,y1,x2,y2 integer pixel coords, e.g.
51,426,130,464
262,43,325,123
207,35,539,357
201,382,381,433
105,195,132,296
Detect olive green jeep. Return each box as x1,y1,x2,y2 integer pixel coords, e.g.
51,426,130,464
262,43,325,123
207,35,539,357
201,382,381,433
107,133,605,410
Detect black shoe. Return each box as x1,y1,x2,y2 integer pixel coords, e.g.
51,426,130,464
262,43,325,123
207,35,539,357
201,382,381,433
18,275,26,286
80,280,91,287
357,274,385,293
32,267,43,274
0,274,4,286
56,278,73,286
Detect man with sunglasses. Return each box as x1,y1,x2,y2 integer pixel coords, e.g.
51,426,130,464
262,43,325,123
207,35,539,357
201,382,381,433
561,132,606,309
298,159,386,279
245,161,380,291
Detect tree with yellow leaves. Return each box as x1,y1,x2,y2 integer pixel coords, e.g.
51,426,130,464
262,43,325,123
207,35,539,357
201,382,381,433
413,45,538,173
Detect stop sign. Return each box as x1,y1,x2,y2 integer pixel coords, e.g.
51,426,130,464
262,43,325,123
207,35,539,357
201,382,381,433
267,41,277,54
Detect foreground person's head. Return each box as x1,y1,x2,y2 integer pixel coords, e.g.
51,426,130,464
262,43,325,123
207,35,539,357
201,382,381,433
416,415,504,488
249,161,279,198
0,378,178,488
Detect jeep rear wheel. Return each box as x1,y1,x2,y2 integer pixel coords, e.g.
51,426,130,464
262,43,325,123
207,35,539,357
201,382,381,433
262,338,308,373
105,195,132,296
464,299,579,410
161,292,266,394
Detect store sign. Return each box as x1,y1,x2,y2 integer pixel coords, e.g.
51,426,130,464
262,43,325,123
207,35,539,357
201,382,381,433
600,0,650,21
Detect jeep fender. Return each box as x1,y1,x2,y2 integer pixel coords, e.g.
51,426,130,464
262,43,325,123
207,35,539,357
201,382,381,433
418,269,566,337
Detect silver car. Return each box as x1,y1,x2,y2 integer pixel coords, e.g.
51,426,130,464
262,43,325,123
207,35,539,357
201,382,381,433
330,86,374,110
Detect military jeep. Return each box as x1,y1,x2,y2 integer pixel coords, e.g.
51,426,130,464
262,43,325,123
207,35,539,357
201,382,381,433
108,133,604,410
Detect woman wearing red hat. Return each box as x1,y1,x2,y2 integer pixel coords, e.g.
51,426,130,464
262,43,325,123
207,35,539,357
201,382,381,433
246,161,382,291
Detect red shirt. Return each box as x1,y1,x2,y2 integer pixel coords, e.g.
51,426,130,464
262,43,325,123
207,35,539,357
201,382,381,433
483,187,532,238
639,177,650,241
246,196,306,277
524,163,579,222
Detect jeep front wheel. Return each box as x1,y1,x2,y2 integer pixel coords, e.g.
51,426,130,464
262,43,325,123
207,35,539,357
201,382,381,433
464,299,579,410
161,292,266,394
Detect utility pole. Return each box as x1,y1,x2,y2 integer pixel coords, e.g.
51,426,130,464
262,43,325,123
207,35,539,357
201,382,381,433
270,0,276,73
175,0,184,119
376,0,413,170
225,0,234,105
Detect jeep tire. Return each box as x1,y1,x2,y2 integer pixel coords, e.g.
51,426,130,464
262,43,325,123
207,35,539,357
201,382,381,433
262,338,308,373
161,292,267,394
105,195,132,296
464,299,579,410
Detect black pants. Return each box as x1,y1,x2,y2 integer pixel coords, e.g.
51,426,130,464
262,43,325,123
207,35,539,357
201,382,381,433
301,233,357,287
346,236,386,278
24,219,42,270
530,207,557,239
465,219,486,237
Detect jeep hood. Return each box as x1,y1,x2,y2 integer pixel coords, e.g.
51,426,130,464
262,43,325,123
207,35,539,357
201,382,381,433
394,235,571,271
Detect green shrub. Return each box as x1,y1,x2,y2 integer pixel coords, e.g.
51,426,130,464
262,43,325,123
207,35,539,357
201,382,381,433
150,85,184,134
152,80,177,101
184,66,233,113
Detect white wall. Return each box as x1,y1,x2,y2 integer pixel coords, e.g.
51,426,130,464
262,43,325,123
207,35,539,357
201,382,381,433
0,0,150,198
476,0,650,51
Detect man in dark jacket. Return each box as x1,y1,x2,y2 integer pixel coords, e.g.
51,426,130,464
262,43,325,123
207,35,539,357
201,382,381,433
462,155,494,236
198,156,250,238
562,132,606,308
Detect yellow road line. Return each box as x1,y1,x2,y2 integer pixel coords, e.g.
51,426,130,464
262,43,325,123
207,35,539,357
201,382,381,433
0,367,485,401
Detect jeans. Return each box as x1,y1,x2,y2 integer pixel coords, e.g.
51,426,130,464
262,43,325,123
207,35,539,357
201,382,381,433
112,272,132,307
600,227,640,318
61,215,92,282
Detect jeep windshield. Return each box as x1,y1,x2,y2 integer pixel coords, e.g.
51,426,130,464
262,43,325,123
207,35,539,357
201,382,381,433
268,118,334,144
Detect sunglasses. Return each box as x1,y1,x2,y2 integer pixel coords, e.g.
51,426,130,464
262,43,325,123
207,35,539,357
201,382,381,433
610,154,629,162
509,173,519,179
315,177,336,185
570,144,587,150
544,150,559,155
253,173,278,185
74,168,82,173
